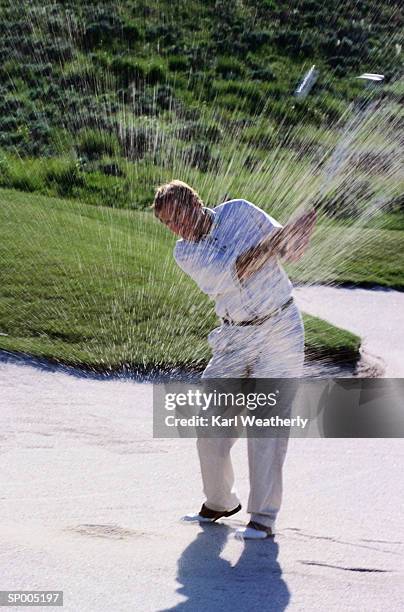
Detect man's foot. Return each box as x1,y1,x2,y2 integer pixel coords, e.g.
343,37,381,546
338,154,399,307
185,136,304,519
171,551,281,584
234,520,273,540
182,503,242,523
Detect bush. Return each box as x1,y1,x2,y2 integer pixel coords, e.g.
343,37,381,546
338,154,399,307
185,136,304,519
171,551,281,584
186,45,210,70
251,66,276,82
83,16,123,50
0,115,19,131
213,80,264,113
168,56,189,72
145,24,179,47
110,56,145,87
130,89,156,115
185,143,216,172
155,84,174,110
118,126,159,161
121,21,142,44
146,62,167,85
317,179,375,220
43,160,86,197
243,154,260,170
176,121,223,143
215,92,243,112
76,129,120,161
43,40,74,63
78,172,131,208
274,29,302,51
215,57,245,79
241,125,275,150
48,128,74,155
0,155,45,192
98,161,126,177
242,30,271,51
2,61,53,85
0,152,11,185
316,96,346,125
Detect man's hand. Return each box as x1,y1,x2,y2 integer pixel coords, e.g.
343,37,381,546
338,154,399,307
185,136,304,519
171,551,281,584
278,208,317,263
235,208,317,282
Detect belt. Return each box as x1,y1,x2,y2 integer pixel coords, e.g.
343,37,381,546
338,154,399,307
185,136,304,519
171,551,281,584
221,297,294,327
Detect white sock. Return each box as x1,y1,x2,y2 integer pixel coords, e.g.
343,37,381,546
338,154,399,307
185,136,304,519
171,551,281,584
234,526,270,540
181,513,214,523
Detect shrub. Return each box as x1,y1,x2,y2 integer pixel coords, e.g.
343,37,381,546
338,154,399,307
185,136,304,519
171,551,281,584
121,21,142,44
214,80,263,103
316,96,346,125
241,125,275,150
264,83,284,101
0,152,11,185
110,56,145,87
0,155,45,192
83,18,122,50
243,154,260,170
317,179,375,220
118,126,159,161
215,93,243,112
242,30,271,51
43,160,86,197
176,122,222,143
76,129,120,161
98,160,126,177
48,128,74,155
168,56,189,72
186,45,210,70
147,62,167,85
215,57,245,79
251,66,276,82
78,172,131,208
213,80,265,113
30,118,51,140
274,29,302,51
145,24,179,46
185,143,215,172
155,84,174,110
180,105,201,121
90,51,111,70
130,89,156,115
43,40,74,63
0,115,19,130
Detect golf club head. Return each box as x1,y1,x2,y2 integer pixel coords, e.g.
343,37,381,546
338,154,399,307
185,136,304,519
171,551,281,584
356,73,385,83
294,65,319,98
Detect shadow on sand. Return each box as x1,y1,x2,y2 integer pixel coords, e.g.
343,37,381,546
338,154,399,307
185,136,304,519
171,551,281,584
0,349,200,382
161,523,289,612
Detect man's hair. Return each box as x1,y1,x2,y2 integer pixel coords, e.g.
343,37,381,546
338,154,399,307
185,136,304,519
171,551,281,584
152,180,203,215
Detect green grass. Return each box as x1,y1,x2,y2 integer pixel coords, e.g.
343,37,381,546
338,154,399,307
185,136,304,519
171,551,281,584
0,188,360,370
365,211,404,232
287,222,404,290
0,1,401,161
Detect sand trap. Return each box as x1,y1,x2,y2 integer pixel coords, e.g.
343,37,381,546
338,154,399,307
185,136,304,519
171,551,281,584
0,286,403,610
295,285,404,377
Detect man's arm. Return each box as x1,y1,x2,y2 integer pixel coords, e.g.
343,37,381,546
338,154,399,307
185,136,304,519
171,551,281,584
235,208,317,281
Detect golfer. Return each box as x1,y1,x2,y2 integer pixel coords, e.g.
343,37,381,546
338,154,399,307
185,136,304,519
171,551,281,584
153,180,316,539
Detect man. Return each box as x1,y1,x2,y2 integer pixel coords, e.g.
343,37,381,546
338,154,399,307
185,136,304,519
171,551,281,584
153,179,316,539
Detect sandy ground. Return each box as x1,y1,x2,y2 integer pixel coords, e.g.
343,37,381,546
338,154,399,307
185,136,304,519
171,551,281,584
294,285,404,377
1,285,404,611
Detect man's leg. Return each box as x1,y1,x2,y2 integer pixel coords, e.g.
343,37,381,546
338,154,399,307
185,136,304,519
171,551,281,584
246,436,289,529
238,304,305,537
190,326,252,515
246,378,299,530
196,436,240,512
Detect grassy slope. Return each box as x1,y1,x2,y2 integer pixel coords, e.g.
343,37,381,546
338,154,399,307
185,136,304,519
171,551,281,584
0,188,360,370
287,222,404,290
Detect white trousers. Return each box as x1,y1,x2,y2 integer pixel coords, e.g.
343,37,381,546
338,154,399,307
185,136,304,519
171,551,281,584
198,301,304,528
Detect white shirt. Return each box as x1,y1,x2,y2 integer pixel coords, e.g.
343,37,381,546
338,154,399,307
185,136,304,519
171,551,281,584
174,199,293,322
